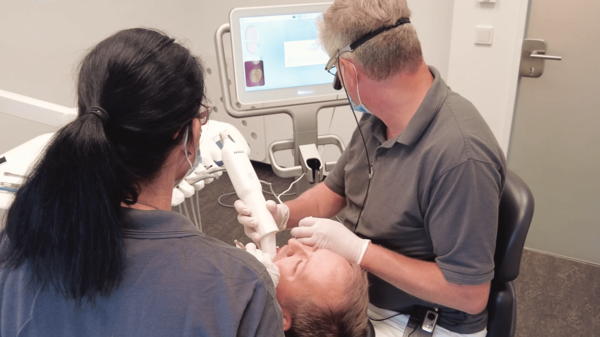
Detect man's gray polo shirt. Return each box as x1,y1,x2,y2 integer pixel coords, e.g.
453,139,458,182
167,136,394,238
1,208,284,336
325,66,506,334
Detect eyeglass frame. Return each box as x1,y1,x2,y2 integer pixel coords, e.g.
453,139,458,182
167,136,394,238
199,104,211,125
324,17,411,90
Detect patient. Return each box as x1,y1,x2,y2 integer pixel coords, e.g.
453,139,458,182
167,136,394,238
273,239,369,337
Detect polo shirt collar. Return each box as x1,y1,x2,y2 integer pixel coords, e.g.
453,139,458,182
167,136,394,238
119,207,202,239
365,66,448,148
397,66,447,146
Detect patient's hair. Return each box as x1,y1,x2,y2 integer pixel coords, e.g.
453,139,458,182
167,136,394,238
319,0,423,80
284,263,369,337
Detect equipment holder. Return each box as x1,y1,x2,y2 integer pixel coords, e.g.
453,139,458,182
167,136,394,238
215,24,349,193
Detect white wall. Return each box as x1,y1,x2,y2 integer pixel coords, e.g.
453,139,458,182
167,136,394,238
0,0,319,107
0,0,326,162
447,0,529,154
0,0,527,161
0,0,455,165
0,90,75,154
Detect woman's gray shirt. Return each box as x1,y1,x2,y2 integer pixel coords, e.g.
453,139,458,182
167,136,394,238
0,208,284,336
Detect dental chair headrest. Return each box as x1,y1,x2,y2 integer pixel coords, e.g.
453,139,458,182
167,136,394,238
364,320,376,337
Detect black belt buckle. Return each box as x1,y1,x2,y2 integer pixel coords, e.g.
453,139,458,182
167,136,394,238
402,305,439,337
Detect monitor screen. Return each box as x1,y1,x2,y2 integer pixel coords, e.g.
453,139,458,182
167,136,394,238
229,3,338,108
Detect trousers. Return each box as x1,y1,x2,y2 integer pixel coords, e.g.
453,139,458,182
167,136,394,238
368,304,487,337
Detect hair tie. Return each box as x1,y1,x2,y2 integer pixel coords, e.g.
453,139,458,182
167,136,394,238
85,107,110,125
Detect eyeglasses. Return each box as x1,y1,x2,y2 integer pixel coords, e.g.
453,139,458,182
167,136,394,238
324,17,411,90
199,104,211,125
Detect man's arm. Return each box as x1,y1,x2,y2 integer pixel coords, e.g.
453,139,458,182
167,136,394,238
361,244,490,315
284,182,346,229
291,160,501,315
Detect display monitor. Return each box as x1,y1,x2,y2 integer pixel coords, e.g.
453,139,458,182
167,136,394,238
229,3,338,108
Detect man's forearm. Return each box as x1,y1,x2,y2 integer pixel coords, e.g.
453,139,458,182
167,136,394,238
284,182,346,228
360,243,490,315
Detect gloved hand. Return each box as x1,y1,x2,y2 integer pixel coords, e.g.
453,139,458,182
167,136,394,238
290,217,370,265
241,242,281,288
234,200,289,243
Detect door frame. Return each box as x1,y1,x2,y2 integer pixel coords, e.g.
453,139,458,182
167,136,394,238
505,0,532,156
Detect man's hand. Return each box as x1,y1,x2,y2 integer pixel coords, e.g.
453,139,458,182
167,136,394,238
240,242,281,288
234,200,289,243
290,217,370,265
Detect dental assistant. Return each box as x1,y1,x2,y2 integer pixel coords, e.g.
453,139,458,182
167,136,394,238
0,28,283,337
235,1,505,336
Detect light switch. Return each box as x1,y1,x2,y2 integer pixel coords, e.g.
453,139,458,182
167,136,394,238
475,26,494,45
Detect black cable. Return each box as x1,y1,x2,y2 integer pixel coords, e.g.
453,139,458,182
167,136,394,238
337,53,373,234
368,313,404,322
369,313,418,337
407,323,419,337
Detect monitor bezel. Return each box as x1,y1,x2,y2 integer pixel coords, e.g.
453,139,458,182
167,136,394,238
229,3,337,109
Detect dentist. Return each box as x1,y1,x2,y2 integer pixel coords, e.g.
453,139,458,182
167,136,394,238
235,0,505,336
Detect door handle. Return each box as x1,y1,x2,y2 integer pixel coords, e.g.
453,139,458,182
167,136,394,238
520,38,563,78
530,51,562,61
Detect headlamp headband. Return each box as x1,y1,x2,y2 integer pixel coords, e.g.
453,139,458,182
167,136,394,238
325,17,411,90
350,17,411,51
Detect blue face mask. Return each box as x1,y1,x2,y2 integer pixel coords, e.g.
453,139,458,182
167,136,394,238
345,62,373,115
348,95,373,114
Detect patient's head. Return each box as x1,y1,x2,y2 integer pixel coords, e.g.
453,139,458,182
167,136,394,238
273,239,369,337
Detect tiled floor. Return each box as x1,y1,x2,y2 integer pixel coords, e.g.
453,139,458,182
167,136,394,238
514,249,600,337
189,161,600,337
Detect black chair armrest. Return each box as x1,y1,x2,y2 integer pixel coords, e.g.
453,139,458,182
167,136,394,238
487,281,517,337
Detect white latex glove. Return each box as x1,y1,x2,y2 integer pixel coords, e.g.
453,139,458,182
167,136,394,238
290,217,370,265
241,243,280,288
234,200,289,243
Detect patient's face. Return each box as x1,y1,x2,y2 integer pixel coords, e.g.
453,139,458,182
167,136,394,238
273,239,354,307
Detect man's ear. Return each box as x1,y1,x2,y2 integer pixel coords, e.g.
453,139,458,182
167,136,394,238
282,308,292,331
338,58,358,87
340,58,357,82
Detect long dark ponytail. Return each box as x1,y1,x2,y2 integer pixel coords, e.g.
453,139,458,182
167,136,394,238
0,28,204,303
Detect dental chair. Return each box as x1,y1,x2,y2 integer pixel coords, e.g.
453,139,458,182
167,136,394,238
486,169,534,337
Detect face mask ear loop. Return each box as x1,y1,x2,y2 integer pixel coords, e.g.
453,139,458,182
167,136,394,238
348,62,363,105
183,126,193,168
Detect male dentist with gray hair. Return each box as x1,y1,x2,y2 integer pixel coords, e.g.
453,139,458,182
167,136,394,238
236,0,505,336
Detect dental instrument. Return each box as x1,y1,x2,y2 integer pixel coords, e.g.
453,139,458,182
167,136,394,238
0,182,21,188
4,172,27,179
0,186,18,193
234,240,246,250
194,193,202,231
220,130,278,259
171,188,185,207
